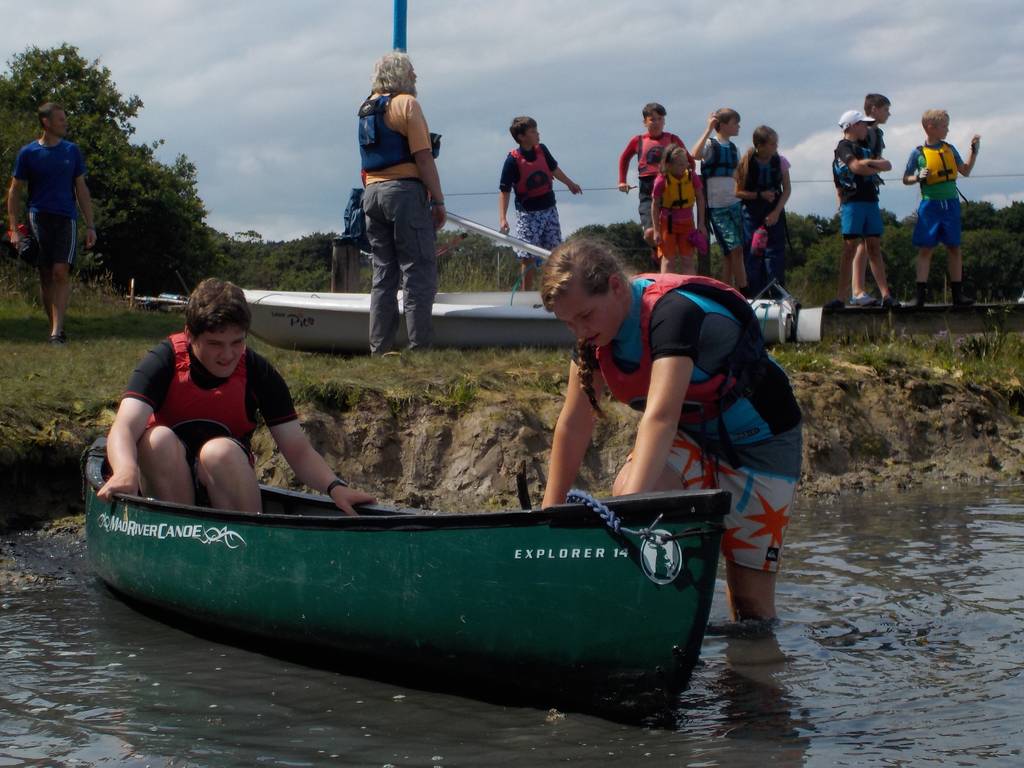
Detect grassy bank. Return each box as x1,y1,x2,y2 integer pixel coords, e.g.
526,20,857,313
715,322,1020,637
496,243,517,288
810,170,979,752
2,261,1024,464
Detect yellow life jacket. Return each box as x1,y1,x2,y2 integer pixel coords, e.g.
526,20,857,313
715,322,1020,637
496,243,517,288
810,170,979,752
660,170,694,209
920,142,958,186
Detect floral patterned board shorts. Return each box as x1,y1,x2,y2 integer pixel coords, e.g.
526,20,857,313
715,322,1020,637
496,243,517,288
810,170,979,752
665,430,798,573
709,202,744,253
514,206,562,263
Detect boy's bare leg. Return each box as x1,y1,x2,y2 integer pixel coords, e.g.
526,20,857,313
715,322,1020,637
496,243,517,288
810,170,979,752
196,437,262,513
729,246,747,290
865,237,891,297
946,246,963,281
836,241,856,302
138,426,195,505
520,262,534,290
916,247,933,282
852,239,869,296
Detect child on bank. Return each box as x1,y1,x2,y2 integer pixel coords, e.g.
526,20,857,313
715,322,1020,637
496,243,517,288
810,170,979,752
692,108,748,292
617,103,688,250
499,116,582,290
651,145,707,275
902,109,980,307
829,109,897,310
850,93,893,305
734,126,791,296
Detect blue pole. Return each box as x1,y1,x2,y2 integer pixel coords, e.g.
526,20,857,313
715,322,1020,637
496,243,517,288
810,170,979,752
393,0,407,51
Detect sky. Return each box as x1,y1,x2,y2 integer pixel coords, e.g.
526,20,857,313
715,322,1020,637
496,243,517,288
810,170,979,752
3,0,1022,242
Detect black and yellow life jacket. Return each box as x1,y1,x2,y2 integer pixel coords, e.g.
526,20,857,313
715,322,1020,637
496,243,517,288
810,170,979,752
659,170,695,210
918,142,958,186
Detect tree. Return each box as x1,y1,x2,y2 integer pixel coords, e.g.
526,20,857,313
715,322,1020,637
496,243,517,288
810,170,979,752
960,200,998,231
0,44,214,292
571,221,650,272
996,201,1024,234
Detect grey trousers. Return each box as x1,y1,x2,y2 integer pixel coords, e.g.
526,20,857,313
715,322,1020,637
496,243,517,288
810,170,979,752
363,179,438,354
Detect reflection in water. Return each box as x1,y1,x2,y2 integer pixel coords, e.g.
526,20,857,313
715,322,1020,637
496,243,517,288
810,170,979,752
1,486,1023,766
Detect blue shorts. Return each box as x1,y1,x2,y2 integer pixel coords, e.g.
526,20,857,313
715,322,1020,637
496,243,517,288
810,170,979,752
514,206,562,263
709,202,744,252
840,201,883,239
913,198,962,247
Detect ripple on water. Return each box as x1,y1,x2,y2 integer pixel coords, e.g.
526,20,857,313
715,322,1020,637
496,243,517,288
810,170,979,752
1,487,1023,767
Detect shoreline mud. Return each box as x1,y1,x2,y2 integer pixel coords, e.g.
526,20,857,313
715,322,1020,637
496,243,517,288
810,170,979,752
2,362,1023,585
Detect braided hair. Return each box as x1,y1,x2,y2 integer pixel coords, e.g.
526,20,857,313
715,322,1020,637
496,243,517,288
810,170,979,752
540,238,630,416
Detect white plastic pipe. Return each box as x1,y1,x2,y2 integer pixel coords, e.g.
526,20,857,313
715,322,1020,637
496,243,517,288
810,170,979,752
446,211,552,260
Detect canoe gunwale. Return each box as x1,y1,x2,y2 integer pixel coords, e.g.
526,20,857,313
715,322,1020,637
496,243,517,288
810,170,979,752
83,438,728,532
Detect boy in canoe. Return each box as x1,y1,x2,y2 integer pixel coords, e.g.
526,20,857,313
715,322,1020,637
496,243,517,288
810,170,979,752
539,239,802,621
97,278,375,515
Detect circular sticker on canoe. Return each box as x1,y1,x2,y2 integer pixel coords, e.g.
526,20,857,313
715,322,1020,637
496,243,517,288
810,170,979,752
640,530,683,585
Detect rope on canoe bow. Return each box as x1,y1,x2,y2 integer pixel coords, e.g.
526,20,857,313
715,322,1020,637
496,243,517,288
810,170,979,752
566,488,667,544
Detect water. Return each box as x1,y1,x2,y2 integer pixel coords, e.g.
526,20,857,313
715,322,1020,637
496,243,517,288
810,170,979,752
1,487,1022,767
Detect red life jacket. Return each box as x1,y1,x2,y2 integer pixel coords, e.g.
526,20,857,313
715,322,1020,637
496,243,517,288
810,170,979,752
596,274,765,424
511,145,553,200
636,133,686,177
147,332,257,440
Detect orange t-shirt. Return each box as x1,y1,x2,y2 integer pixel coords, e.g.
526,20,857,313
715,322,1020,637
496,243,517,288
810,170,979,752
363,93,432,184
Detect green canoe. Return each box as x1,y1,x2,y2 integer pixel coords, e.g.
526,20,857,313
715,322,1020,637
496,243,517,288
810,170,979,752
82,438,727,719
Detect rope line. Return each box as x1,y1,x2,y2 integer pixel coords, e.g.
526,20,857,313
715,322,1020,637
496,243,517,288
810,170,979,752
566,488,672,544
445,173,1024,198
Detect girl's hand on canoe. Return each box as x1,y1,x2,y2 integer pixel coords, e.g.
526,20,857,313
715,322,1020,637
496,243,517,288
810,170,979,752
97,470,140,502
329,485,377,516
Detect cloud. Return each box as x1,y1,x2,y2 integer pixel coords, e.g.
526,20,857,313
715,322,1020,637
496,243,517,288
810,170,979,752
2,0,1022,246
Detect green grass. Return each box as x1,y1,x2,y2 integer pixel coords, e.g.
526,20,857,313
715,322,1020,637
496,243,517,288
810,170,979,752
3,258,1024,464
0,261,571,448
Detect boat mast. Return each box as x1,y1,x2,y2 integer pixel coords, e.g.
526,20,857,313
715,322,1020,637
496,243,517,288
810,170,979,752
393,0,407,51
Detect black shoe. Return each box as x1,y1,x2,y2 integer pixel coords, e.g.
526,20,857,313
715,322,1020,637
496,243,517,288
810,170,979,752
914,282,928,308
824,299,845,310
950,282,974,307
881,295,901,309
49,332,67,346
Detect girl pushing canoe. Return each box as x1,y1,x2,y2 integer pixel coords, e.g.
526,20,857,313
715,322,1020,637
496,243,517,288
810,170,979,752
539,238,803,621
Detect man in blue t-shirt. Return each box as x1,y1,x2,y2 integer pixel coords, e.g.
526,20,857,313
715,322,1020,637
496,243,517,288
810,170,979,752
6,102,96,345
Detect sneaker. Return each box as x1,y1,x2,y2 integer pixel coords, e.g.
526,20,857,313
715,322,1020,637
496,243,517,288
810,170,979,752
881,295,901,309
49,332,67,346
824,299,845,310
850,293,880,307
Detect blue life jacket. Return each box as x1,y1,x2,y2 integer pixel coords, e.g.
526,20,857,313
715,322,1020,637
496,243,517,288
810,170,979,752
358,95,413,172
700,138,739,180
833,142,880,201
743,153,782,194
339,187,371,252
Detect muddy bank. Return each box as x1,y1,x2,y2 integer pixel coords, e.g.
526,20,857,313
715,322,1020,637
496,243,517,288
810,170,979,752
0,515,86,589
2,365,1023,536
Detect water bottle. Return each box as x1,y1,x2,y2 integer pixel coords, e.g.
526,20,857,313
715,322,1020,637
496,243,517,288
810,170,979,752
751,225,769,257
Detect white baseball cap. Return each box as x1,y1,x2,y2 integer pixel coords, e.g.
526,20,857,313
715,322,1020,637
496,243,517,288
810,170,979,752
838,110,876,130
